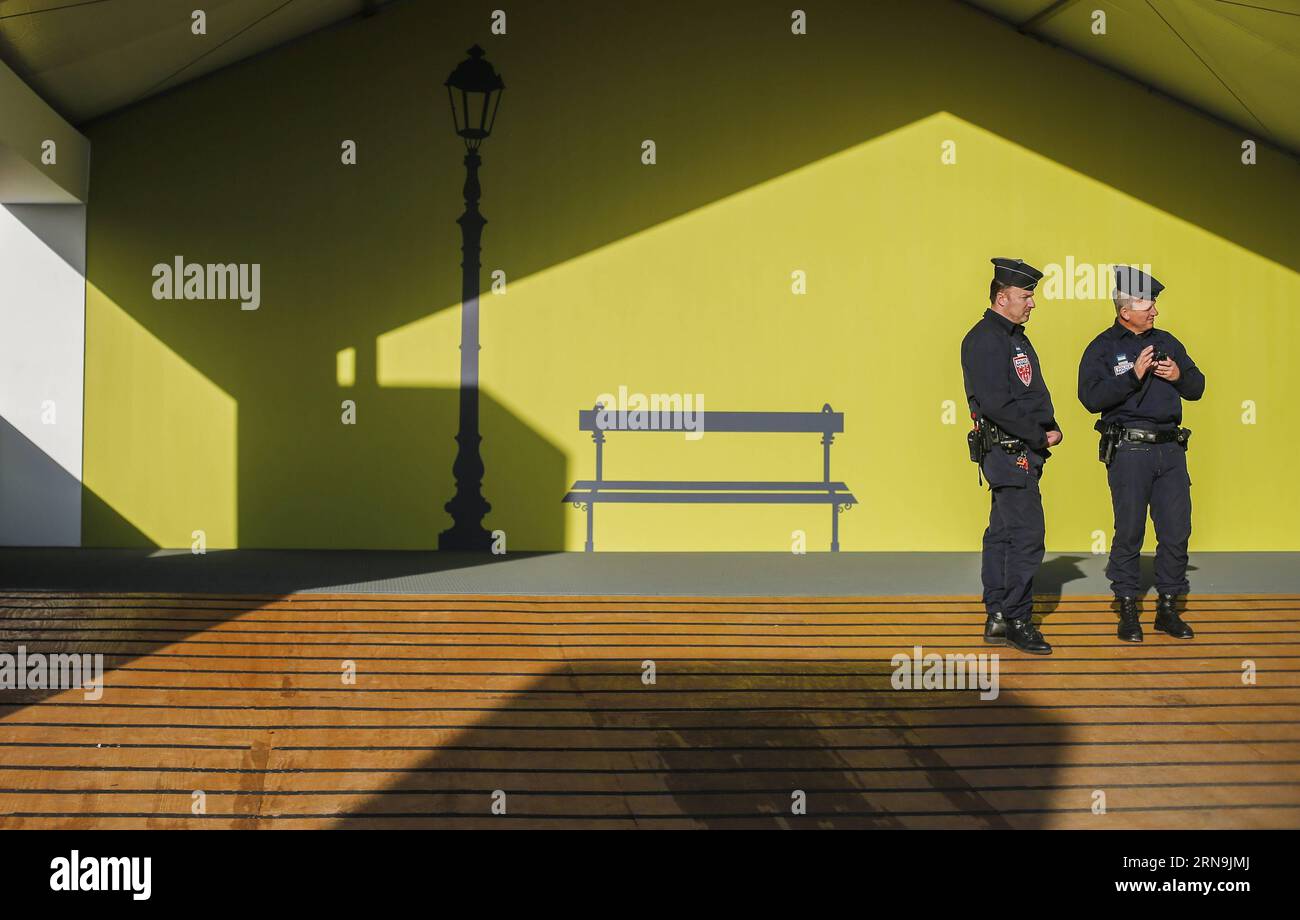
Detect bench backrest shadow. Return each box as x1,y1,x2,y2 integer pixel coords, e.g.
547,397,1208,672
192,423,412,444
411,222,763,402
578,406,844,435
564,403,855,550
579,402,845,482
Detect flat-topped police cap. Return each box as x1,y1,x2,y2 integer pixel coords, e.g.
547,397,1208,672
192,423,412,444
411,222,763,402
991,257,1044,291
1113,265,1164,301
1112,263,1164,300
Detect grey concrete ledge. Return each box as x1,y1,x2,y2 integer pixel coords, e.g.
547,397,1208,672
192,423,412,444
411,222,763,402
1,549,1297,597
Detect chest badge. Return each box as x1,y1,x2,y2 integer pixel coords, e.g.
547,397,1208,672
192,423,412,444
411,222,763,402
1013,352,1032,386
1113,353,1134,376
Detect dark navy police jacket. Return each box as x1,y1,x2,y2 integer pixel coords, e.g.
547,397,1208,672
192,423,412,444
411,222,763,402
1077,320,1205,429
961,308,1059,486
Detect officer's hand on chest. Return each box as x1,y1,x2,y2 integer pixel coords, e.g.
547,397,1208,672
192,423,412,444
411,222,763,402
1153,355,1181,382
1134,345,1156,380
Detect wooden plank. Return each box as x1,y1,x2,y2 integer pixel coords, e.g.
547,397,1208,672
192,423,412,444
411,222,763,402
2,592,1298,829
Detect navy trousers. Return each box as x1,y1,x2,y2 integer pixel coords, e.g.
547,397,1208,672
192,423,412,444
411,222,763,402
1105,440,1192,597
981,463,1046,623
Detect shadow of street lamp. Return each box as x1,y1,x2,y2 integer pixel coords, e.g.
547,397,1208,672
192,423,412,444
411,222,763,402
438,44,504,551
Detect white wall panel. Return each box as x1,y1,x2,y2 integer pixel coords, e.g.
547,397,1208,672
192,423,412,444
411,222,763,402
0,204,85,545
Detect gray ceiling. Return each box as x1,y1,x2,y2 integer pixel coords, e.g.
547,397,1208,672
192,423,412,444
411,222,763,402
963,0,1300,157
0,0,389,126
1,0,1296,159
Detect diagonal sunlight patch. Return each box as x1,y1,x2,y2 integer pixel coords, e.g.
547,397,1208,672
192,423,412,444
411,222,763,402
83,282,238,548
374,112,1300,551
376,309,459,389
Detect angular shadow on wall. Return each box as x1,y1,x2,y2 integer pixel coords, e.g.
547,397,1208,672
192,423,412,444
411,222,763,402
74,0,1298,556
2,204,85,274
75,1,1298,281
0,203,86,548
233,378,567,553
0,416,91,548
79,273,568,553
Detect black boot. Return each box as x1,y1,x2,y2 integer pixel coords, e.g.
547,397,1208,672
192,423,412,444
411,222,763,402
1154,593,1194,639
984,610,1007,645
1005,616,1052,655
1116,596,1143,643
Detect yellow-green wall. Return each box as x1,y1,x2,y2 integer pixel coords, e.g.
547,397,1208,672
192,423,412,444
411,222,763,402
81,0,1300,551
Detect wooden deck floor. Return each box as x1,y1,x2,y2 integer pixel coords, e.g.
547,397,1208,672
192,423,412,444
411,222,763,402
2,592,1298,829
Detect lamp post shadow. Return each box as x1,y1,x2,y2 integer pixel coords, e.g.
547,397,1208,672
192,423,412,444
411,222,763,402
439,44,505,552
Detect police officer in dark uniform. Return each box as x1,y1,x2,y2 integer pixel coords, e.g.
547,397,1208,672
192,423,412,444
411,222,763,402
1079,266,1204,642
961,258,1061,655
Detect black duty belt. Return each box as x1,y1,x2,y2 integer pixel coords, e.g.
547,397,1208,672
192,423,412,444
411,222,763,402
968,414,1028,486
1120,427,1183,444
1096,423,1190,466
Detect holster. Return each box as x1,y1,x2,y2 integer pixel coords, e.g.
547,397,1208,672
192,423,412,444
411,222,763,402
1095,420,1120,467
969,414,1026,485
